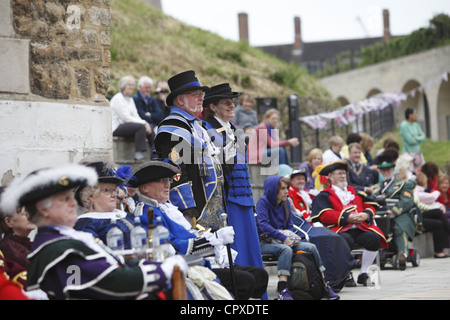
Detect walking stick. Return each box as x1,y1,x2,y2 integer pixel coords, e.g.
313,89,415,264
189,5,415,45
220,213,238,300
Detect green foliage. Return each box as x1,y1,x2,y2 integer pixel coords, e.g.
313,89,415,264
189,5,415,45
359,13,450,67
318,13,450,77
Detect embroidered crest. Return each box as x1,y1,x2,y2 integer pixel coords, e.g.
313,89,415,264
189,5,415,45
403,190,412,198
168,147,180,163
173,172,181,182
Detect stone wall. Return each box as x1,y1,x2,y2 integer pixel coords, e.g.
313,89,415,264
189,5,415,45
11,0,111,102
0,0,113,183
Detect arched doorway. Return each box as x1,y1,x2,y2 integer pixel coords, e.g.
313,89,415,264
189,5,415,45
401,80,430,138
437,73,450,141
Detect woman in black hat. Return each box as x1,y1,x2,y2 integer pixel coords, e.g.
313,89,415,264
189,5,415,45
73,160,137,250
203,83,265,273
0,163,187,300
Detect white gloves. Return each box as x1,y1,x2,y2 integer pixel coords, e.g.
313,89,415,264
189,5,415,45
215,226,235,245
160,255,188,282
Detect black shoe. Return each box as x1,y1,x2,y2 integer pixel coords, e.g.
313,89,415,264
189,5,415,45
357,273,369,286
344,272,357,287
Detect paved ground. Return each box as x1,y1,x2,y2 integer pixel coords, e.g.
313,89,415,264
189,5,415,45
266,255,450,300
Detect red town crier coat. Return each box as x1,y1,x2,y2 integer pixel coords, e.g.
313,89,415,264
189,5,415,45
311,184,388,248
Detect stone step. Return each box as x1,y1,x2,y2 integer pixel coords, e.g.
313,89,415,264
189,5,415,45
113,136,151,163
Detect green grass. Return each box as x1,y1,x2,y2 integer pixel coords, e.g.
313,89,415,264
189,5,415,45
109,0,335,107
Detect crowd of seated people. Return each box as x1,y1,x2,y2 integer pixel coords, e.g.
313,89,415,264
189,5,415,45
1,70,449,301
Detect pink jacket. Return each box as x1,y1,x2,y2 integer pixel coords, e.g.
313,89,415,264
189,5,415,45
247,122,290,163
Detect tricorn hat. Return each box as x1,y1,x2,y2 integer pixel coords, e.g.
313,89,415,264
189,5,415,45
319,161,348,176
203,83,240,107
126,159,181,188
378,154,395,169
290,169,308,181
0,164,98,216
166,70,209,106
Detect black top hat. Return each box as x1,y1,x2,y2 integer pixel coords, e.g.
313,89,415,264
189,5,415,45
290,169,308,181
166,70,209,106
319,161,348,176
203,83,240,107
126,160,181,188
0,164,98,216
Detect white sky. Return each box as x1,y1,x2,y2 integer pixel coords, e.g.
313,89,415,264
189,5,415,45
161,0,450,46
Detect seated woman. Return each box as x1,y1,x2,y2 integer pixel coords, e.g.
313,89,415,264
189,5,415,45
0,188,35,292
111,75,153,161
256,175,338,300
0,163,186,300
0,202,34,271
297,148,323,192
74,160,137,250
414,172,450,258
248,108,299,166
288,169,356,290
431,174,450,248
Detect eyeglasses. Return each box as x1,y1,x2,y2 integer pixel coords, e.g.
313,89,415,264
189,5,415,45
187,91,205,99
219,101,234,107
99,187,117,195
155,178,173,184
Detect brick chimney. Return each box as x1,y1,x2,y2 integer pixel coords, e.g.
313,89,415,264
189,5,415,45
238,12,249,43
292,16,302,55
383,9,391,42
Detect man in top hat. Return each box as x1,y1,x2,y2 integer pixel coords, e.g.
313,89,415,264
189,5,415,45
372,155,423,270
0,163,187,299
155,70,225,230
127,159,269,300
203,83,265,273
311,161,387,286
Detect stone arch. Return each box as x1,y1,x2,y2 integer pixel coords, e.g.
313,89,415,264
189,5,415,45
366,88,382,98
437,74,450,140
336,96,350,107
400,80,430,137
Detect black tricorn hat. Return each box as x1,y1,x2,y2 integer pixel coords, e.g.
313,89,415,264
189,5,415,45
319,161,348,176
203,83,240,107
0,164,98,216
126,159,181,188
166,70,209,106
290,169,308,181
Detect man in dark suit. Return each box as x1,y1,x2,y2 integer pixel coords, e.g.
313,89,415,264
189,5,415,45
346,142,378,195
133,76,164,152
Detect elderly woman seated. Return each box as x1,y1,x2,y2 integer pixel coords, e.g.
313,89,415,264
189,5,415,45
74,160,136,249
0,163,186,300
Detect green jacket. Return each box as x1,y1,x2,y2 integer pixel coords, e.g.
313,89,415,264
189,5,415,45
399,120,426,153
373,177,423,240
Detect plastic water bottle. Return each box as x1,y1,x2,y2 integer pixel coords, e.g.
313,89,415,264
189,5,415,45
152,216,172,262
106,219,124,251
130,216,148,259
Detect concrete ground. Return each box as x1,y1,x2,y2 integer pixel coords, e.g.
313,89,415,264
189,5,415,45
266,255,450,300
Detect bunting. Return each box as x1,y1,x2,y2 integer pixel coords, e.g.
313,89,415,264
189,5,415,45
299,70,449,130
